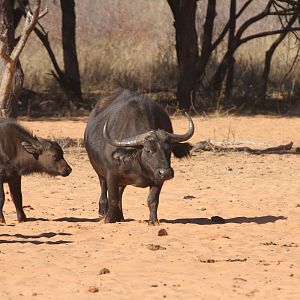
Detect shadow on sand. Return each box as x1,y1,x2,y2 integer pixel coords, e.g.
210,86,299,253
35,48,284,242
0,232,73,245
53,217,135,223
160,215,287,225
26,217,49,222
53,217,100,223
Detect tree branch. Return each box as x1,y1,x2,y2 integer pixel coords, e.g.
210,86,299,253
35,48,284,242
240,26,300,45
211,0,253,51
235,0,273,40
0,0,47,117
11,2,48,62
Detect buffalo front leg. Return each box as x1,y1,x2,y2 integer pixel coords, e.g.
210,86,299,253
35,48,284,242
118,185,126,221
98,176,108,218
147,184,162,225
0,180,5,223
105,175,124,223
8,176,27,222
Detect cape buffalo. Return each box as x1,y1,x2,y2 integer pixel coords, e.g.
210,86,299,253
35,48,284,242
84,89,194,224
0,118,72,223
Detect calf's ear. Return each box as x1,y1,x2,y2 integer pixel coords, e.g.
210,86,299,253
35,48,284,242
21,141,43,156
172,142,193,158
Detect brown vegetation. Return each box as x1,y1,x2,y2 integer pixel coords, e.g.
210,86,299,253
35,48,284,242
11,0,300,115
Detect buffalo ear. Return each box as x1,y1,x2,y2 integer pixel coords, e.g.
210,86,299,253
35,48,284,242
172,142,193,158
21,141,43,156
112,148,138,163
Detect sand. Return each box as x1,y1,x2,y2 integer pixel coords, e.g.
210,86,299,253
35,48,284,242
0,115,299,299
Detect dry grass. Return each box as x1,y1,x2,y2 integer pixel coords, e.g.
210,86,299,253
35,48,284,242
19,0,300,111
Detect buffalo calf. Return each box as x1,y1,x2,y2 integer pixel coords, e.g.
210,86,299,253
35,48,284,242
0,118,72,223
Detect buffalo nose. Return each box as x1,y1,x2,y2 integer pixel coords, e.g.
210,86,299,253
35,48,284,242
62,166,72,177
157,168,174,180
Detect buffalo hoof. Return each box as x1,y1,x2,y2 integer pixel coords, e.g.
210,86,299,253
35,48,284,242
104,216,125,223
17,210,27,223
98,214,106,222
99,206,108,217
99,217,106,224
148,219,160,226
17,215,27,223
102,209,124,223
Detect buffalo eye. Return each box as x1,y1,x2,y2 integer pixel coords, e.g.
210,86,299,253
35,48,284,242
52,154,58,161
145,149,153,156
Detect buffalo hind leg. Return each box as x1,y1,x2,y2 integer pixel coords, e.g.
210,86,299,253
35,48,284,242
8,176,27,222
99,177,108,219
0,180,5,223
105,175,123,223
147,184,162,226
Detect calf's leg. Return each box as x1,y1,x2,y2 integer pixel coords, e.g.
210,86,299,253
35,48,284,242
8,176,27,222
147,184,162,225
0,180,5,223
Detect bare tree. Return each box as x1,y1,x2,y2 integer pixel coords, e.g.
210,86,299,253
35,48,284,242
0,0,23,117
224,0,237,101
196,1,253,84
205,0,300,105
259,0,300,105
14,0,82,109
196,0,216,84
60,0,82,104
167,0,199,110
0,0,47,118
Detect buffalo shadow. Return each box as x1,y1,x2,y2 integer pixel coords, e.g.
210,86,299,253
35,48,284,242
53,217,100,223
160,215,287,225
0,231,72,245
53,216,134,223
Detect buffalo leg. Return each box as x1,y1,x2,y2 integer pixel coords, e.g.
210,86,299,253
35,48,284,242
105,175,123,223
118,185,126,221
0,180,5,223
8,176,27,222
147,184,162,225
99,177,108,218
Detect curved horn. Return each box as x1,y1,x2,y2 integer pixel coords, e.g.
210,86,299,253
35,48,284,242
168,112,194,143
103,120,150,147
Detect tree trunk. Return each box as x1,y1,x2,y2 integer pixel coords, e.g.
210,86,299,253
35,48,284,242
259,8,299,106
167,0,199,110
0,0,23,118
224,0,236,101
210,51,233,99
196,0,216,82
60,0,82,103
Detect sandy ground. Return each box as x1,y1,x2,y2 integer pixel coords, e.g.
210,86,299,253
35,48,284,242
0,115,300,299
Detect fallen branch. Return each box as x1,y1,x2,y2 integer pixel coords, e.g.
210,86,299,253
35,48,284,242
191,140,299,155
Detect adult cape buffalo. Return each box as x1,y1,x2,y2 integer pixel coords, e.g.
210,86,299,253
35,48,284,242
84,90,194,224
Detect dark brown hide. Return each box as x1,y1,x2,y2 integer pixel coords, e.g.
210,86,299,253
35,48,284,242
0,118,72,223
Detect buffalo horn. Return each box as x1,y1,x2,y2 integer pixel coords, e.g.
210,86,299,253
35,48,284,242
103,121,150,147
168,112,194,143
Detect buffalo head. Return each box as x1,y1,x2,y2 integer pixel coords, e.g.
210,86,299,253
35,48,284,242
103,112,194,184
21,138,72,177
